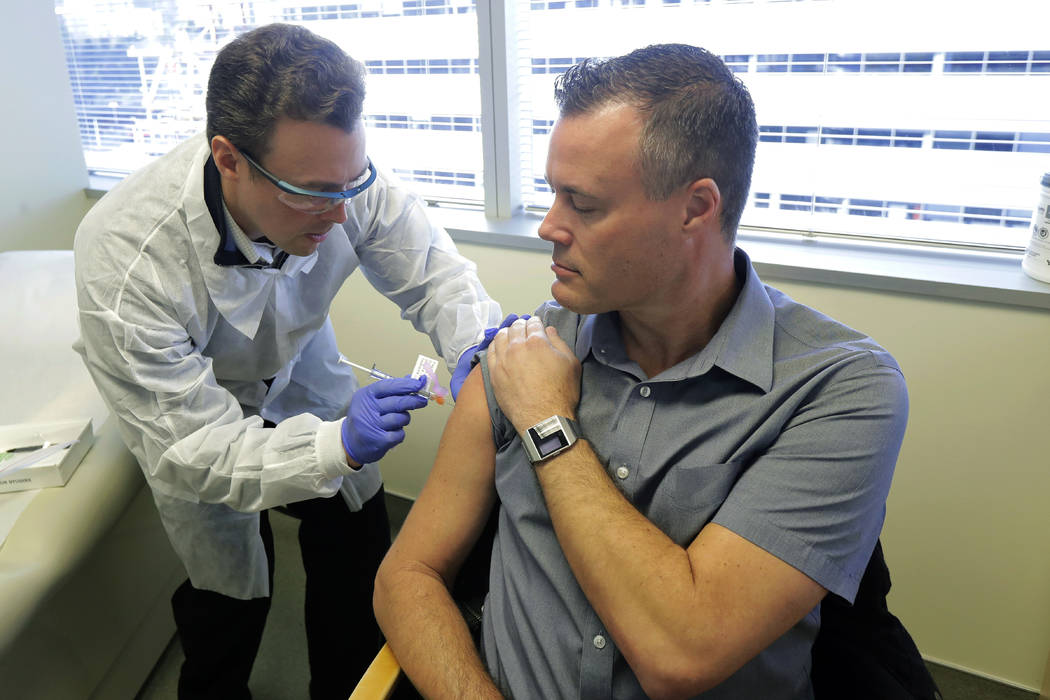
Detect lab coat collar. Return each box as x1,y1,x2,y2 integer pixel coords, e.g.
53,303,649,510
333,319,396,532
202,154,256,267
182,136,320,340
203,156,296,271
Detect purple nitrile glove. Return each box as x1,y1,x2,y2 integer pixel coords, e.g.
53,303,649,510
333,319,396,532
341,375,428,464
449,313,531,400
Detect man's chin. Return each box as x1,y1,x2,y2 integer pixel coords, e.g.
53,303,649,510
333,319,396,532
283,237,323,257
551,283,601,315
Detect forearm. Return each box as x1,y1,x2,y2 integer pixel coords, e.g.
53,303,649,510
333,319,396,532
535,441,722,695
375,563,502,699
373,367,503,698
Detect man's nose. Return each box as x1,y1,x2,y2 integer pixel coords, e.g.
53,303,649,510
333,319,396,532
538,202,570,246
320,201,349,224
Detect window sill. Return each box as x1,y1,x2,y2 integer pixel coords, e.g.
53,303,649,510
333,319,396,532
429,205,1050,311
85,182,1050,310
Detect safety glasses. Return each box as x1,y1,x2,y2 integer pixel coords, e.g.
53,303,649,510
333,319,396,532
239,149,377,214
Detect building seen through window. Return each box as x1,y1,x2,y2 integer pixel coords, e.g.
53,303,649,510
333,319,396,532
56,0,1050,249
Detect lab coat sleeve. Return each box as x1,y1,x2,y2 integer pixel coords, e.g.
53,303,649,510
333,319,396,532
260,317,384,510
75,263,351,513
344,172,503,372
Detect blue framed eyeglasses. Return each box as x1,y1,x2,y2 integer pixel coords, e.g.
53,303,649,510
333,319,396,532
239,149,377,214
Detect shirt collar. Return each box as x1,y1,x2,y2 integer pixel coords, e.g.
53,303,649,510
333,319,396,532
576,248,775,392
703,247,775,392
222,202,287,267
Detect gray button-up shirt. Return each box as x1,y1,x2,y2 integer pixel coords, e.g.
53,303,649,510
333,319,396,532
479,249,908,699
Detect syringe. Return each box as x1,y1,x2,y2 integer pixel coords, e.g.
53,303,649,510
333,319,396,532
339,356,446,405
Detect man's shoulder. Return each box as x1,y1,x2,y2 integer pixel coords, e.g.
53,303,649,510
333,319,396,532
75,139,209,312
764,283,901,374
534,300,581,325
77,135,205,264
82,133,203,222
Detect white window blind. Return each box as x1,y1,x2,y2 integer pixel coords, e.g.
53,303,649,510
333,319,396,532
513,0,1050,250
55,0,484,203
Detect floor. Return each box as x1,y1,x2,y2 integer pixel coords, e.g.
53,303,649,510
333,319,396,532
135,499,1039,700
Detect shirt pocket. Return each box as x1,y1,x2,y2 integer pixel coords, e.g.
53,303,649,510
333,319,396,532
646,461,747,545
669,460,746,513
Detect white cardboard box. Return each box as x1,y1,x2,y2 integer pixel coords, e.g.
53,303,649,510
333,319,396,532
0,420,94,493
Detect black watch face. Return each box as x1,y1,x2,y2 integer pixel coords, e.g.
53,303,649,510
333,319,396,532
532,428,569,457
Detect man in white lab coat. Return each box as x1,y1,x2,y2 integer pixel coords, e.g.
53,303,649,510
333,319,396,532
73,23,504,700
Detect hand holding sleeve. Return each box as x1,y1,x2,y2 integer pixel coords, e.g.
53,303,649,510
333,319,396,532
450,313,531,400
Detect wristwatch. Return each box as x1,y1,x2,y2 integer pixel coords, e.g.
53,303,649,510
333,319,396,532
520,415,581,464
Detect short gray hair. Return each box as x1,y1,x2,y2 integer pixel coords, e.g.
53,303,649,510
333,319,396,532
554,44,758,242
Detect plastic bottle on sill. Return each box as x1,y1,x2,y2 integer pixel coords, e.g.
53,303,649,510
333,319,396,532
1021,172,1050,284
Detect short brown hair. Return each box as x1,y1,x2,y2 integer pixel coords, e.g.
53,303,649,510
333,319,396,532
206,23,366,159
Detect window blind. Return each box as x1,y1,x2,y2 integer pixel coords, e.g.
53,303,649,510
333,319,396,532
55,0,484,202
513,0,1050,250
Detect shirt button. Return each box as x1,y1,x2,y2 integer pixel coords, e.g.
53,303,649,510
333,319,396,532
616,465,629,479
639,386,651,398
593,634,607,650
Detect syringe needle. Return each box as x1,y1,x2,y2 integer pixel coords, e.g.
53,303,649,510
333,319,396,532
338,357,384,377
338,356,444,404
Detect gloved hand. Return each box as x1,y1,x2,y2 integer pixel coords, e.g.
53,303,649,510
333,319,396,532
341,376,428,465
450,313,531,400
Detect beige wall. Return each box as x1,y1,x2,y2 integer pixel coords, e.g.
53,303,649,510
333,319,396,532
331,241,1050,692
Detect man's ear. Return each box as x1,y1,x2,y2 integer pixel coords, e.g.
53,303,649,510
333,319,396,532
210,135,242,181
682,177,721,233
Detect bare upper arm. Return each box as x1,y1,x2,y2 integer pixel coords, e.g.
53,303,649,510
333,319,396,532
380,366,498,585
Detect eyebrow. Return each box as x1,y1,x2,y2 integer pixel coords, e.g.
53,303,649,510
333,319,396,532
545,176,598,200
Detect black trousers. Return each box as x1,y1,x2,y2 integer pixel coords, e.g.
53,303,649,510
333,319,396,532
171,487,392,700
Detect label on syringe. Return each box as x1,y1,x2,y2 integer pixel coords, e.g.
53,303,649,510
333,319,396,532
411,354,448,401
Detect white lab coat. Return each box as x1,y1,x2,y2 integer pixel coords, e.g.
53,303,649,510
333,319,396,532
73,133,501,598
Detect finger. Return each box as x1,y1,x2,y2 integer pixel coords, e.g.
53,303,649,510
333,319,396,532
545,325,574,354
489,322,511,356
369,376,427,398
376,393,429,413
497,313,520,331
524,315,546,338
377,411,411,431
380,428,406,449
506,316,530,342
523,316,555,347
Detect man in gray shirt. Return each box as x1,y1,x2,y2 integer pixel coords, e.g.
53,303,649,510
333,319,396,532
374,44,908,699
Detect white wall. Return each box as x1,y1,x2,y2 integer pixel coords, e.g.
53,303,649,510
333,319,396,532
0,1,92,251
330,241,1050,692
